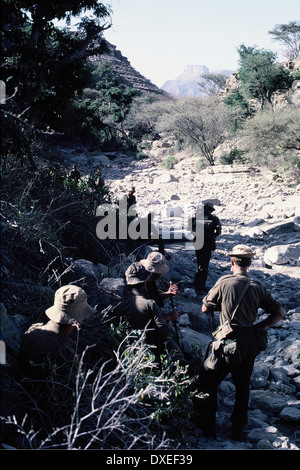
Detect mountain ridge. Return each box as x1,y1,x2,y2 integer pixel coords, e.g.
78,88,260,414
161,65,235,98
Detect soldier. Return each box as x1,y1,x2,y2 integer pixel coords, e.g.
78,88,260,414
19,285,96,381
126,186,136,211
193,202,222,295
114,262,183,365
195,245,285,440
140,251,178,309
69,164,80,183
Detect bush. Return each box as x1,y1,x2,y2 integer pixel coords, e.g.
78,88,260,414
219,148,246,165
161,154,177,170
2,324,197,449
237,107,300,179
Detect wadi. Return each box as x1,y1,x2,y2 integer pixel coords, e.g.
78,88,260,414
1,3,300,451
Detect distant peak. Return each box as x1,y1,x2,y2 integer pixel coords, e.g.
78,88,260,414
184,65,209,75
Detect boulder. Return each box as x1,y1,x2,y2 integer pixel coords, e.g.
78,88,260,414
250,390,287,414
279,406,300,423
264,243,300,266
247,426,280,444
99,278,125,297
179,327,211,357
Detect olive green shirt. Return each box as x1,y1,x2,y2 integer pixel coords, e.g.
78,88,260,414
19,320,76,379
203,273,281,327
114,287,170,348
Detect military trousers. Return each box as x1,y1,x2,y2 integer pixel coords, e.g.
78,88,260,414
193,248,212,291
195,327,260,433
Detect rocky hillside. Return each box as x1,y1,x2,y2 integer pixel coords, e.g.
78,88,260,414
90,41,167,97
223,57,300,108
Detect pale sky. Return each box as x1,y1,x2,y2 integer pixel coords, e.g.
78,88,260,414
103,0,299,87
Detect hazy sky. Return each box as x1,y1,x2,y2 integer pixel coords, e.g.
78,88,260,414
103,0,299,87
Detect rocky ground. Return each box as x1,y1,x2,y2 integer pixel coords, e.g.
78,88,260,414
64,144,300,450
2,143,299,450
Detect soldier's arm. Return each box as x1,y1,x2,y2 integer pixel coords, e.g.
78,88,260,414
255,307,285,328
202,280,222,313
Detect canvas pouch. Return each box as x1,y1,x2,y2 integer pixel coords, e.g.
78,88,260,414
212,320,233,341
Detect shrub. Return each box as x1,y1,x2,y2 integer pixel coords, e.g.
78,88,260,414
161,154,177,170
2,325,197,449
237,107,300,179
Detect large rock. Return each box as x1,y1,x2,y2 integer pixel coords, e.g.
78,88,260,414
178,327,211,357
279,406,300,423
99,278,125,297
250,390,287,414
264,243,300,266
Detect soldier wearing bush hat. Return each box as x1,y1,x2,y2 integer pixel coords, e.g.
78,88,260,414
195,244,285,440
140,252,178,308
125,261,152,285
115,261,181,364
19,285,96,380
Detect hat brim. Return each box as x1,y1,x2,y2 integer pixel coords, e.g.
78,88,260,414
229,253,255,258
126,276,150,285
45,303,96,324
140,259,169,274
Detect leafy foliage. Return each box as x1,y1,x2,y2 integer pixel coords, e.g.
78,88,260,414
268,21,300,60
198,72,228,96
75,62,137,145
237,107,300,178
1,0,112,125
154,97,226,165
237,45,292,110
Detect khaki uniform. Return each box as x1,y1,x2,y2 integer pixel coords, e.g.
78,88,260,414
197,272,282,436
19,320,76,380
113,287,184,363
143,279,164,308
203,273,281,327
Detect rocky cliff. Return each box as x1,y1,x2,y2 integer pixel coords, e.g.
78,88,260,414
90,41,167,97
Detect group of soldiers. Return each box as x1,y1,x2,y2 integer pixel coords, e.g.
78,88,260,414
18,209,285,441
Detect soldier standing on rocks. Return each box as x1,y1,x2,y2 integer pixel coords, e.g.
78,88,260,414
69,164,81,183
194,245,285,440
192,202,222,295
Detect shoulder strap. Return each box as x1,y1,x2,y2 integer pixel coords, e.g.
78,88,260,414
147,299,154,313
230,278,251,323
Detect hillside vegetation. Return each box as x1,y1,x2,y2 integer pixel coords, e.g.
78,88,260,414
1,3,300,449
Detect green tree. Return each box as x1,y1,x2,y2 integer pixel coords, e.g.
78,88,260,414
237,45,292,110
75,62,136,145
268,21,300,60
155,97,226,165
1,0,112,125
237,107,300,179
223,89,254,131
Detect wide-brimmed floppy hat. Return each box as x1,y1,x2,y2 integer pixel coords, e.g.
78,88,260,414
125,262,152,285
45,285,96,324
229,245,256,258
140,252,169,274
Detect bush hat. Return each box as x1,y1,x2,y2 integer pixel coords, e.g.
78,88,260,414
229,245,256,258
45,285,96,324
140,252,169,274
125,262,152,285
